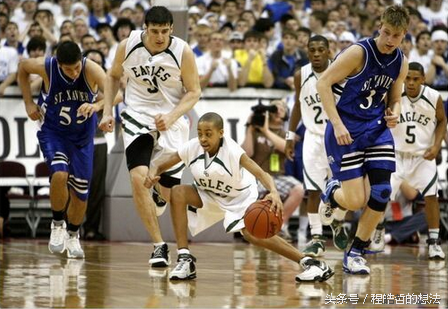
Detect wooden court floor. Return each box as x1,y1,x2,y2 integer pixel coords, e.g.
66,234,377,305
0,239,447,308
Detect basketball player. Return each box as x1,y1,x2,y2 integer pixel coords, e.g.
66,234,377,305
285,35,349,257
17,41,107,258
99,6,201,267
144,112,334,282
317,5,410,274
372,62,446,259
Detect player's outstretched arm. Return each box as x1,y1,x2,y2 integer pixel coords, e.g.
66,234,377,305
285,69,303,160
17,57,47,121
99,39,126,133
240,154,283,217
317,45,364,145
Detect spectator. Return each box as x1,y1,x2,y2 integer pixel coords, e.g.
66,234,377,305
96,23,118,67
59,19,75,37
54,0,73,28
228,31,244,53
427,29,448,91
73,17,89,44
3,21,25,57
192,23,212,57
297,26,311,52
240,10,256,28
0,44,18,96
0,12,9,41
269,30,308,90
418,0,448,29
220,0,239,27
196,31,238,91
26,36,46,93
80,33,96,51
234,30,274,88
409,30,434,73
11,0,37,34
113,18,135,43
253,18,278,57
400,33,413,58
338,30,356,51
88,0,114,30
33,9,57,46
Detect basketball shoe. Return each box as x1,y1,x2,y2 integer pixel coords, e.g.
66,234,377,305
49,221,67,254
152,187,167,217
427,239,445,260
169,253,197,280
343,248,370,274
330,220,349,251
149,243,171,267
66,232,85,259
369,224,385,252
303,235,326,257
320,179,341,226
295,257,334,282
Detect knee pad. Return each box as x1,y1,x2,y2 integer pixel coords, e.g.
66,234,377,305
368,183,391,212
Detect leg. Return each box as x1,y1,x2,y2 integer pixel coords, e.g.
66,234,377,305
48,172,69,254
304,190,326,256
65,189,87,259
282,184,304,226
425,195,445,259
333,177,368,211
169,185,203,280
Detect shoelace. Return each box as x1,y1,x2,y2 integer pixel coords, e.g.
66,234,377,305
153,245,164,257
51,226,65,244
67,237,82,251
353,256,367,265
324,206,334,218
174,259,190,271
373,229,383,243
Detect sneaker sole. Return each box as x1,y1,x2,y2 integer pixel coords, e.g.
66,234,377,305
428,255,445,260
295,269,334,282
48,244,66,254
169,272,196,280
67,252,85,259
303,250,325,257
342,266,370,275
149,257,171,267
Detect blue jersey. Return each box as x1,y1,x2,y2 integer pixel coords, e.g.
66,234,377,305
332,38,403,139
38,57,97,146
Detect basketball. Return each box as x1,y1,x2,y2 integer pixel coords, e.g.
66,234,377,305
244,200,283,239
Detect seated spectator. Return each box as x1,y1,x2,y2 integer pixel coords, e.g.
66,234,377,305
59,20,75,38
409,30,434,73
26,36,46,93
33,9,57,46
196,31,238,91
427,29,448,91
234,30,274,88
297,27,311,52
88,0,114,30
241,99,304,241
338,30,355,51
192,23,212,57
80,33,96,52
269,30,308,90
96,23,118,67
0,44,18,96
3,21,25,57
228,31,244,54
400,33,413,58
113,18,135,43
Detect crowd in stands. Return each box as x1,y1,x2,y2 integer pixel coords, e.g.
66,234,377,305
0,0,447,95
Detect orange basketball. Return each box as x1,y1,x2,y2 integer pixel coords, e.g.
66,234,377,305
244,200,283,239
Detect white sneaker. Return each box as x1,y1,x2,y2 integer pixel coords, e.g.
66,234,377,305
169,254,197,280
369,226,385,252
49,221,67,254
66,233,85,259
296,257,334,282
427,239,446,260
152,187,167,217
318,202,335,226
343,250,370,274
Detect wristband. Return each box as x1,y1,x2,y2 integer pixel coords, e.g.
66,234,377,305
285,131,295,141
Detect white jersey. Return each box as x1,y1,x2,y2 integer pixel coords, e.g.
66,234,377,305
122,31,187,127
299,63,329,136
392,85,440,156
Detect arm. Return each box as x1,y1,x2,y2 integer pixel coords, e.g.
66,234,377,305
144,153,182,188
424,95,447,161
240,153,282,216
17,57,48,121
426,56,448,85
237,49,256,87
285,69,302,160
77,59,108,118
155,45,201,131
317,45,365,145
199,59,218,90
225,58,237,91
241,121,255,157
384,57,408,128
98,39,126,132
260,49,274,88
0,73,17,96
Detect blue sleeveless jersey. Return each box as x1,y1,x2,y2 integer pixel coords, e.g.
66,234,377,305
38,57,97,146
332,38,403,140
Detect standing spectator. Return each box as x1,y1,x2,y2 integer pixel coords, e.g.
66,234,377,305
192,23,211,57
338,31,356,51
234,30,274,88
80,33,96,51
418,0,448,28
400,33,413,59
269,30,308,90
54,0,73,28
228,31,244,53
427,29,448,91
113,18,135,43
3,21,25,57
409,31,434,73
96,23,118,68
297,27,311,52
196,31,238,91
0,44,18,96
88,0,114,31
11,0,37,34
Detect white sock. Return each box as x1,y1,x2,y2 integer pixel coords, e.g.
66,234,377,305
299,216,309,235
333,207,347,221
178,248,190,255
428,228,439,240
384,233,392,244
308,213,323,235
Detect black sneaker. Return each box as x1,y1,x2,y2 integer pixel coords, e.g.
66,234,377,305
169,253,197,280
149,243,171,267
152,187,167,217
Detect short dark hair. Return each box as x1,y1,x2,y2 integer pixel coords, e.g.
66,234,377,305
308,35,329,48
408,62,425,75
145,6,173,26
96,22,113,32
199,112,224,130
113,18,136,40
416,30,431,43
56,41,81,65
83,49,106,71
26,36,46,54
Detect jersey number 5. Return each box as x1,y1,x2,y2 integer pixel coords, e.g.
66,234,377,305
59,106,88,125
405,125,416,144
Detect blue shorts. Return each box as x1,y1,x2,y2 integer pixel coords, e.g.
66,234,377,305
37,130,94,201
324,123,395,181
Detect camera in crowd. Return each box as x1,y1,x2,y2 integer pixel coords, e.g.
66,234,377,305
250,99,278,127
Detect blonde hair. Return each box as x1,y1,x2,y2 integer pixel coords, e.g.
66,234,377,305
381,5,410,32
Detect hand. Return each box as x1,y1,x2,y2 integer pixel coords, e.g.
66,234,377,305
333,122,353,145
25,102,43,121
423,145,440,161
155,113,174,131
432,55,446,67
223,58,231,68
77,103,97,118
144,171,161,189
248,49,257,60
211,59,219,71
257,112,269,134
285,139,296,161
285,77,295,89
384,107,398,128
263,192,283,218
99,114,115,132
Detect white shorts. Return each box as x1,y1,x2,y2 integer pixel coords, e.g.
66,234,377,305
391,152,438,199
187,184,258,236
302,130,331,191
122,109,189,179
